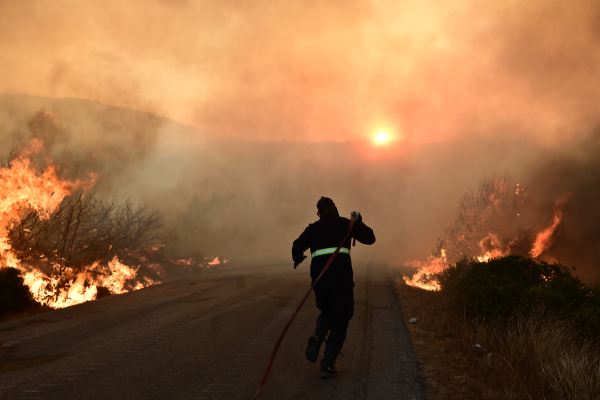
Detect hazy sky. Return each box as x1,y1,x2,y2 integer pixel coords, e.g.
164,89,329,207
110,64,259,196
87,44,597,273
2,0,600,143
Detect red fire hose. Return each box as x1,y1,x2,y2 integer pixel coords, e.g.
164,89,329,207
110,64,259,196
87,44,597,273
251,214,356,400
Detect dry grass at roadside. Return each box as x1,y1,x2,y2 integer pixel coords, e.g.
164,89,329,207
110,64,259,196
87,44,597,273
391,269,488,399
390,268,600,400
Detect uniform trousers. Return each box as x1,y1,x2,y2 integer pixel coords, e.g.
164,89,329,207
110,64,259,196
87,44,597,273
313,277,354,347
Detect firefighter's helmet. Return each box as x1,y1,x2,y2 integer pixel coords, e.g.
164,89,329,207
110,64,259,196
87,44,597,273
316,197,339,217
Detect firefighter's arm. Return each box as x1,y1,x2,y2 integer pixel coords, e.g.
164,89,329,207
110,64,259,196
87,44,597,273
350,212,376,245
292,225,311,269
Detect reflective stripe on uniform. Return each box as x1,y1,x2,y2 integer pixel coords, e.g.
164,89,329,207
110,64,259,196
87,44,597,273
311,247,350,258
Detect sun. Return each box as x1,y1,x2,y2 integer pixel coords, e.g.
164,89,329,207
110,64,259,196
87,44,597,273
373,131,390,144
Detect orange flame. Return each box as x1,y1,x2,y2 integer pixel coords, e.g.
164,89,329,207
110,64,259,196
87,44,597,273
0,140,159,309
100,256,148,294
403,250,448,291
0,140,99,307
402,176,566,291
403,204,566,291
403,233,514,291
476,233,511,262
1,140,228,309
530,207,563,258
20,257,159,308
0,139,95,268
207,256,228,267
22,266,99,309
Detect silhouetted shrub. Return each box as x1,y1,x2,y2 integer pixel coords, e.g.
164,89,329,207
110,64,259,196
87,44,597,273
0,267,38,318
438,255,600,340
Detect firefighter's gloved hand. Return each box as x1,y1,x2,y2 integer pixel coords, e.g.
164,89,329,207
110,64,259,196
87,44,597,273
351,211,362,223
294,255,307,269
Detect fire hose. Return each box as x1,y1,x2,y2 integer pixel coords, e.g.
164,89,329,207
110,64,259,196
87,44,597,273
251,213,356,400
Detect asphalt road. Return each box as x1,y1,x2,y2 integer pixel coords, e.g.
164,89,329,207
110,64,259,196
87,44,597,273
0,263,424,400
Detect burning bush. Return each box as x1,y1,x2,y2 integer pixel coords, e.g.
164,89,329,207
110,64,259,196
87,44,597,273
404,173,567,290
0,139,191,311
8,189,164,274
400,171,600,398
0,138,228,312
6,189,168,308
433,173,528,264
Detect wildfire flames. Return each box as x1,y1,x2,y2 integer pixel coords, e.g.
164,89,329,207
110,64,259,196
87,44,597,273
0,140,86,270
403,250,448,291
0,140,226,309
207,256,226,267
476,234,511,263
530,207,563,258
403,179,566,291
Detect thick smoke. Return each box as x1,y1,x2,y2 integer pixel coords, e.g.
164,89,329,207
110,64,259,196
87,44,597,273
409,132,600,287
0,95,544,264
1,1,600,144
0,94,163,195
522,132,600,285
2,95,600,287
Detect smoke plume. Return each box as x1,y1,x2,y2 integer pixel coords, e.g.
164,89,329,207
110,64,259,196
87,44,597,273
1,1,600,143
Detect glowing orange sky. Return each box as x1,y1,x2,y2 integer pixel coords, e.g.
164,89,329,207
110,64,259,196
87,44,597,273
1,0,599,143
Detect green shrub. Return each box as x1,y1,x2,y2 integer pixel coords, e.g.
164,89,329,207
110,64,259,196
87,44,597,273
438,255,600,340
0,267,38,318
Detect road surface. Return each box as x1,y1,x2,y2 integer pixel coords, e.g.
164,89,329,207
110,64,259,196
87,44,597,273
0,263,424,399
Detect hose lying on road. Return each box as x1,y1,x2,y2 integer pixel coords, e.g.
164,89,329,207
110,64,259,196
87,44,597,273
252,214,356,400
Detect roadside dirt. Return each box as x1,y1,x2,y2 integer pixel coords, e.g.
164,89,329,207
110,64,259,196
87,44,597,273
389,267,495,400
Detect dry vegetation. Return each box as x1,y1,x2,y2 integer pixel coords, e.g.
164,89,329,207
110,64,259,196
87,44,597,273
1,142,189,315
9,190,164,274
391,268,600,400
395,173,600,399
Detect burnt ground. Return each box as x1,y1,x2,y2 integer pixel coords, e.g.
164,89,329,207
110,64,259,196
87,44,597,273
0,263,425,400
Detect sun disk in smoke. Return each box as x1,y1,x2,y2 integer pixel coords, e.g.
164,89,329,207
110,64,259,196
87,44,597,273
374,131,390,144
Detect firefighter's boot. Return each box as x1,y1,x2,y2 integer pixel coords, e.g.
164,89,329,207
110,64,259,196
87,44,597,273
305,314,331,363
320,340,341,378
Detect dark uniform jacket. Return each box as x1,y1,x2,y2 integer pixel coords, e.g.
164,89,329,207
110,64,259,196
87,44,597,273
292,214,376,283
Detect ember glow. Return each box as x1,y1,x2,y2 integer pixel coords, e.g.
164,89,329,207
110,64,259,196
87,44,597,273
207,257,227,267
